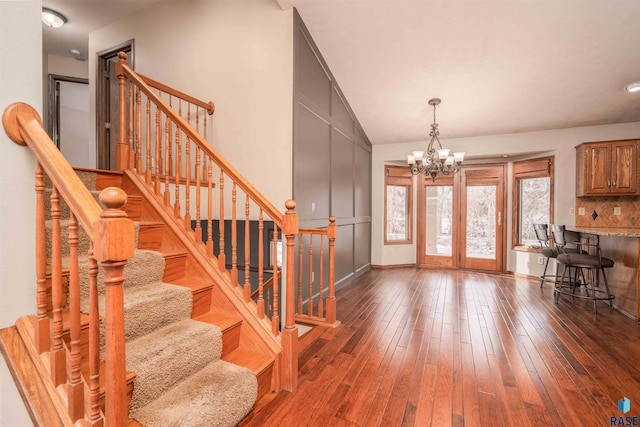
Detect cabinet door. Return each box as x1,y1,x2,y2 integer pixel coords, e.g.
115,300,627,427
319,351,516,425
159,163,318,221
611,141,637,194
585,143,611,194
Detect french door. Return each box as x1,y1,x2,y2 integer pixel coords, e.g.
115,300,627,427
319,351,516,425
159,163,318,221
417,164,506,272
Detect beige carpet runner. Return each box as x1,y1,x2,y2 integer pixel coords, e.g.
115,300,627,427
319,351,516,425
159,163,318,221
46,171,257,426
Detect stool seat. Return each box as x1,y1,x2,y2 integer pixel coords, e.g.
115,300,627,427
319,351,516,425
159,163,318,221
541,247,558,258
557,253,614,268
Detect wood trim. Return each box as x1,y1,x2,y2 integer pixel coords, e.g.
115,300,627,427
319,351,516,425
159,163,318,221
137,72,214,115
511,156,554,249
117,58,284,227
384,165,413,245
370,263,416,269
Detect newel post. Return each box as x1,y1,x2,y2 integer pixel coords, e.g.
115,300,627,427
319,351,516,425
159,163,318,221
281,200,299,391
93,188,135,427
115,52,130,171
326,216,338,325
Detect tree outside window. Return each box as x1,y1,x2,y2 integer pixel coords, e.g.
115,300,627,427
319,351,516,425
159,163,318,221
512,157,554,249
385,166,413,244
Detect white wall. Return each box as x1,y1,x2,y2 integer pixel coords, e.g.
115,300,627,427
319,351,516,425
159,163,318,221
48,54,89,79
372,121,640,276
0,1,41,425
88,0,294,209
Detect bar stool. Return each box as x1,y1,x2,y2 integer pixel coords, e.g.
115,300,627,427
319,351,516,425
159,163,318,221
551,225,615,314
533,224,558,288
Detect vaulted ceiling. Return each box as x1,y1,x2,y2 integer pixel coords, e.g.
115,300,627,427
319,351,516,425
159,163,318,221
43,0,640,144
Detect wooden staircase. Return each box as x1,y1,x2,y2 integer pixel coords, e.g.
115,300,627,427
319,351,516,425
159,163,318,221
1,55,340,425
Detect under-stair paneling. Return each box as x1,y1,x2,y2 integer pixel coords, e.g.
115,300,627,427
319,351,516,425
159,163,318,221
293,10,372,287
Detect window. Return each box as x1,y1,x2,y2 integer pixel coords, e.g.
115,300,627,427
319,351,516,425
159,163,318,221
385,165,413,244
512,156,554,249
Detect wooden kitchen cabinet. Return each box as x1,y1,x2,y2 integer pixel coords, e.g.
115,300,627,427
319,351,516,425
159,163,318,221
576,139,639,196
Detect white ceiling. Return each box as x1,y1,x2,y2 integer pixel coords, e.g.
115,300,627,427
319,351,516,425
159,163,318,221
43,0,640,145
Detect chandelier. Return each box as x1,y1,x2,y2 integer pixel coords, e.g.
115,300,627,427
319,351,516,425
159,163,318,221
407,98,464,181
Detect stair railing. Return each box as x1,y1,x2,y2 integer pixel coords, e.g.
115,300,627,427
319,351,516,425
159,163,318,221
3,103,134,425
114,52,338,391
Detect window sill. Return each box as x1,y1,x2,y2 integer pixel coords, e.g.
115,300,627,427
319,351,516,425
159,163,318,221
513,245,541,253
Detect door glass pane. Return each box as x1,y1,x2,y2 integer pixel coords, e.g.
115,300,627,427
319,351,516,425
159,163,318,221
425,186,452,256
466,185,496,259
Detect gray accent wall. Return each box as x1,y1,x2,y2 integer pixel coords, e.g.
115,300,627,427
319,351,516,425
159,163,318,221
293,10,372,287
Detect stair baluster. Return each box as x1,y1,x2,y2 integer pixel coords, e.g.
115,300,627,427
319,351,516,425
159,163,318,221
67,212,84,421
34,163,50,353
194,145,202,243
218,170,226,270
298,234,303,315
50,186,66,387
154,92,162,196
207,159,214,257
244,194,251,302
257,210,264,318
272,227,280,335
184,104,191,231
145,96,152,184
87,246,103,427
308,234,313,317
231,182,238,286
135,87,142,173
174,109,181,219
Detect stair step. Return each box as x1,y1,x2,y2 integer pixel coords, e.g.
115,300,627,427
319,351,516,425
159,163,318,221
131,359,257,427
170,276,214,317
94,169,123,190
224,348,274,399
162,251,188,282
122,195,143,221
125,319,223,414
195,312,242,357
137,221,164,250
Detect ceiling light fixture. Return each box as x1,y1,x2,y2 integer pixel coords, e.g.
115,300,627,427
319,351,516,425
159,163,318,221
407,98,465,181
625,82,640,93
42,8,67,28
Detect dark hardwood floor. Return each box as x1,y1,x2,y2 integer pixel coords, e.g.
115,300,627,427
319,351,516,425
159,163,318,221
240,267,640,427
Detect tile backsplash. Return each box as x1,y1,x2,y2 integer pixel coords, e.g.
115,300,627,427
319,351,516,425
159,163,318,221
575,197,640,227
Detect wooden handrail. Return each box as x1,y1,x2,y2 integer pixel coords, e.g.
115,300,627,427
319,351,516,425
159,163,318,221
251,274,278,300
2,103,101,237
116,53,284,227
137,72,215,115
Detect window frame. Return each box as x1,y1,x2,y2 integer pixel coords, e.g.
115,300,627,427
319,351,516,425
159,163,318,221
384,165,413,245
511,156,554,251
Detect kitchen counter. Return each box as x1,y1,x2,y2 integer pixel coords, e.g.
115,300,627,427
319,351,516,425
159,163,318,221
567,227,639,319
571,226,640,238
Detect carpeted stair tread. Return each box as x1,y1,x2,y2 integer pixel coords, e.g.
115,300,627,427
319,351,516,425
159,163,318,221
73,249,165,301
132,359,257,427
44,169,97,191
126,319,223,413
47,220,140,260
80,281,193,350
43,188,102,221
